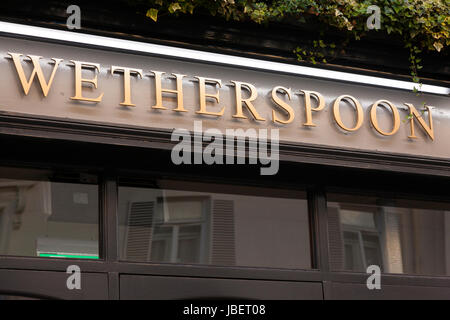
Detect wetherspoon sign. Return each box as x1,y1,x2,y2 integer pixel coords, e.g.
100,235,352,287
0,23,449,159
6,52,436,140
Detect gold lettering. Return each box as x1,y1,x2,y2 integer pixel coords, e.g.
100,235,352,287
194,76,224,116
231,81,265,121
333,95,364,132
271,86,294,124
151,71,186,112
8,53,62,97
69,61,104,102
111,66,143,107
370,100,400,136
299,90,325,127
404,103,434,140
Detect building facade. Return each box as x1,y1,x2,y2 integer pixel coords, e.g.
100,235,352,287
0,4,449,300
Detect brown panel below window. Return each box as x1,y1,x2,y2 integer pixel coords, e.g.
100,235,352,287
120,275,323,300
324,281,450,300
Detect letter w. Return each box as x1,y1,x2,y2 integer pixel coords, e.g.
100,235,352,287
8,53,62,97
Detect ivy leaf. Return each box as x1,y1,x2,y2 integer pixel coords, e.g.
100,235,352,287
186,4,195,14
169,3,182,14
433,41,443,52
146,8,158,22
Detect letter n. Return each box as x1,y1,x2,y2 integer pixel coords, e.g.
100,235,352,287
405,103,434,140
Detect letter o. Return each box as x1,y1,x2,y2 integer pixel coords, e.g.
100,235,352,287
333,95,364,132
370,100,400,136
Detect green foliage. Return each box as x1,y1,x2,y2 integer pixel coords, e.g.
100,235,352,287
146,8,158,21
294,39,338,64
138,0,449,84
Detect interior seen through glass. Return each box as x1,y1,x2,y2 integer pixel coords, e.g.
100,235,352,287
0,168,99,259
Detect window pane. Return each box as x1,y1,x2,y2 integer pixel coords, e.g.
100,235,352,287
328,193,450,276
118,181,311,269
0,167,99,259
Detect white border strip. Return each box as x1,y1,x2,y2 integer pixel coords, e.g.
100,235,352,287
0,21,448,96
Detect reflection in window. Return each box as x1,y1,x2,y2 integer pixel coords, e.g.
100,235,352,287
0,167,99,259
151,198,205,264
328,194,450,276
340,209,383,271
118,181,311,269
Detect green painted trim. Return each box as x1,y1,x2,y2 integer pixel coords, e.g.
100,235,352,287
38,253,99,259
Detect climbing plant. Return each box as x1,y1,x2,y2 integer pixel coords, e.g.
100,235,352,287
136,0,449,84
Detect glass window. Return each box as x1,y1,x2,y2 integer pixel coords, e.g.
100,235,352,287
118,180,311,269
0,167,99,260
327,193,450,276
